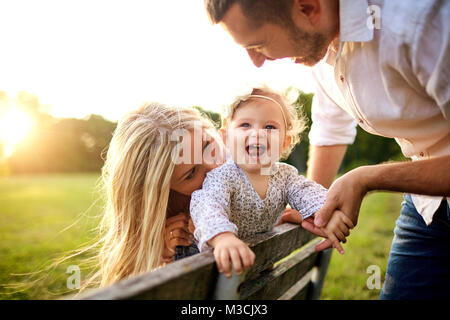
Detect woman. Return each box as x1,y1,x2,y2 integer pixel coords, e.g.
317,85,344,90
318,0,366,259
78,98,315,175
98,101,224,286
97,100,299,287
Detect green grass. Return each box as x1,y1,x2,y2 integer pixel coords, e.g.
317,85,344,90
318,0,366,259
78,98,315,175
321,192,402,299
0,173,402,299
0,173,104,300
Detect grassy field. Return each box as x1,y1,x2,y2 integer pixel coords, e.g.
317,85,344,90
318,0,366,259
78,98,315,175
0,173,401,300
0,173,104,300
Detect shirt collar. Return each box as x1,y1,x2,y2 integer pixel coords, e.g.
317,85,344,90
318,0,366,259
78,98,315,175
339,0,374,43
326,0,374,64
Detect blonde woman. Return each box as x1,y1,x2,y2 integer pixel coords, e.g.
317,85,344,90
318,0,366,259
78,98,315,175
95,98,310,287
97,102,225,286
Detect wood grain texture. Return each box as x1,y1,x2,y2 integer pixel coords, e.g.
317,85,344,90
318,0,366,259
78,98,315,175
239,238,320,299
81,251,216,299
80,223,323,300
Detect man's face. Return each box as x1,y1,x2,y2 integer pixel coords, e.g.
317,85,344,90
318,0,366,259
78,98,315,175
220,3,329,67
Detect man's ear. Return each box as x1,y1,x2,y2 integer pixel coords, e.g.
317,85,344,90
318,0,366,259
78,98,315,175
291,0,322,26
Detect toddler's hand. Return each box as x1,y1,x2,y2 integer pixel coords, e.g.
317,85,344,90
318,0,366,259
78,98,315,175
276,208,303,225
320,210,354,254
208,232,255,278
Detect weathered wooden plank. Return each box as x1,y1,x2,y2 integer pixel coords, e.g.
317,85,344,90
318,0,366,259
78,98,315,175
307,248,333,300
80,251,216,300
243,223,317,281
288,283,309,300
81,223,320,300
238,238,320,300
211,224,317,299
277,269,314,300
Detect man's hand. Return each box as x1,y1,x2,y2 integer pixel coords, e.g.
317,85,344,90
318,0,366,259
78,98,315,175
303,167,368,251
208,232,255,278
315,168,367,228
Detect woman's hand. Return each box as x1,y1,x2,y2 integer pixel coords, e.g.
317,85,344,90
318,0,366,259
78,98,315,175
162,213,194,263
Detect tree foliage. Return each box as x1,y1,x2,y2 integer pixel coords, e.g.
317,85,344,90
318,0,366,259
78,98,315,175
2,90,404,175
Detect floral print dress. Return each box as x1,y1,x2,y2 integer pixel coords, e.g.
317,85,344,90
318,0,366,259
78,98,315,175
190,158,327,251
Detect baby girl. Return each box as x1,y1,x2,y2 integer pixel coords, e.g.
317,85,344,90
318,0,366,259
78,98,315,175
190,86,352,277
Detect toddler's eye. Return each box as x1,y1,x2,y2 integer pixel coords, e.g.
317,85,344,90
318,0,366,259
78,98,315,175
240,123,250,128
265,125,276,130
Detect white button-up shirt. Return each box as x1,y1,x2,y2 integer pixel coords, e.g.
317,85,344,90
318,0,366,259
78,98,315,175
309,0,450,224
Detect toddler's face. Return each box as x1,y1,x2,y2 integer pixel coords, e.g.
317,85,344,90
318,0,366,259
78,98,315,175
224,98,290,175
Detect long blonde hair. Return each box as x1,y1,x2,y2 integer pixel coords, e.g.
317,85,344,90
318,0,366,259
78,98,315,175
98,102,216,286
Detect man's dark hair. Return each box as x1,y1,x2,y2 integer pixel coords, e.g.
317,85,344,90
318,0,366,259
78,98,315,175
204,0,294,29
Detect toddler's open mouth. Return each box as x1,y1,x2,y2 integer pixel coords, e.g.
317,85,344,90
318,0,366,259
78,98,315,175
246,144,267,158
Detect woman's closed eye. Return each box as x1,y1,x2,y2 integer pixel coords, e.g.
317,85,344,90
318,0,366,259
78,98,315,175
185,166,196,180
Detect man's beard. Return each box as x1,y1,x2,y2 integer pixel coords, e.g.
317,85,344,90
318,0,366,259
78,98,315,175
286,23,331,66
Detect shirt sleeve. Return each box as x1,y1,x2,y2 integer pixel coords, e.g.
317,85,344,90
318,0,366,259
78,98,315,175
190,170,238,252
284,164,327,219
308,71,358,146
412,0,450,119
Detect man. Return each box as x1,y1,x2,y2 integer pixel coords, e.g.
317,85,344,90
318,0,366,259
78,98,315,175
204,0,450,299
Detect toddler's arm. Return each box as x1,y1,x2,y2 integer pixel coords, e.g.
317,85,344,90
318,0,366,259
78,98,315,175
284,164,327,220
190,165,238,252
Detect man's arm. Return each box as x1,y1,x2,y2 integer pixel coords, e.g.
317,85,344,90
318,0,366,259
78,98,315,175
307,144,348,188
359,156,450,196
314,155,450,228
303,155,450,251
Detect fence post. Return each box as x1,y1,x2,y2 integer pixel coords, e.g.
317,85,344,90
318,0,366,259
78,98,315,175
212,270,247,300
307,248,332,300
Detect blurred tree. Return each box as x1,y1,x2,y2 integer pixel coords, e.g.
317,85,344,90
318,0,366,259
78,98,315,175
9,114,116,174
193,106,221,129
3,89,404,175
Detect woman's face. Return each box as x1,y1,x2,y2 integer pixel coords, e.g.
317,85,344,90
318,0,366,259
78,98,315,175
170,129,224,196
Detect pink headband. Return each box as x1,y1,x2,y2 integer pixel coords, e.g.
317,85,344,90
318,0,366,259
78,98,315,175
241,94,289,129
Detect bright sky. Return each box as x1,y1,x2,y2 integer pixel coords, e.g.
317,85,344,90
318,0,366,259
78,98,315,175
0,0,315,121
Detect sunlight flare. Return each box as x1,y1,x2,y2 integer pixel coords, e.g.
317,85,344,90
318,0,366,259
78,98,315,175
0,108,33,157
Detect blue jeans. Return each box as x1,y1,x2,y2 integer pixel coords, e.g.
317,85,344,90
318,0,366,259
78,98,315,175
174,243,199,261
380,194,450,300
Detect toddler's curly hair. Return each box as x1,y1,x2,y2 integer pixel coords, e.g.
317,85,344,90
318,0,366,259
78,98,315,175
221,85,307,160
